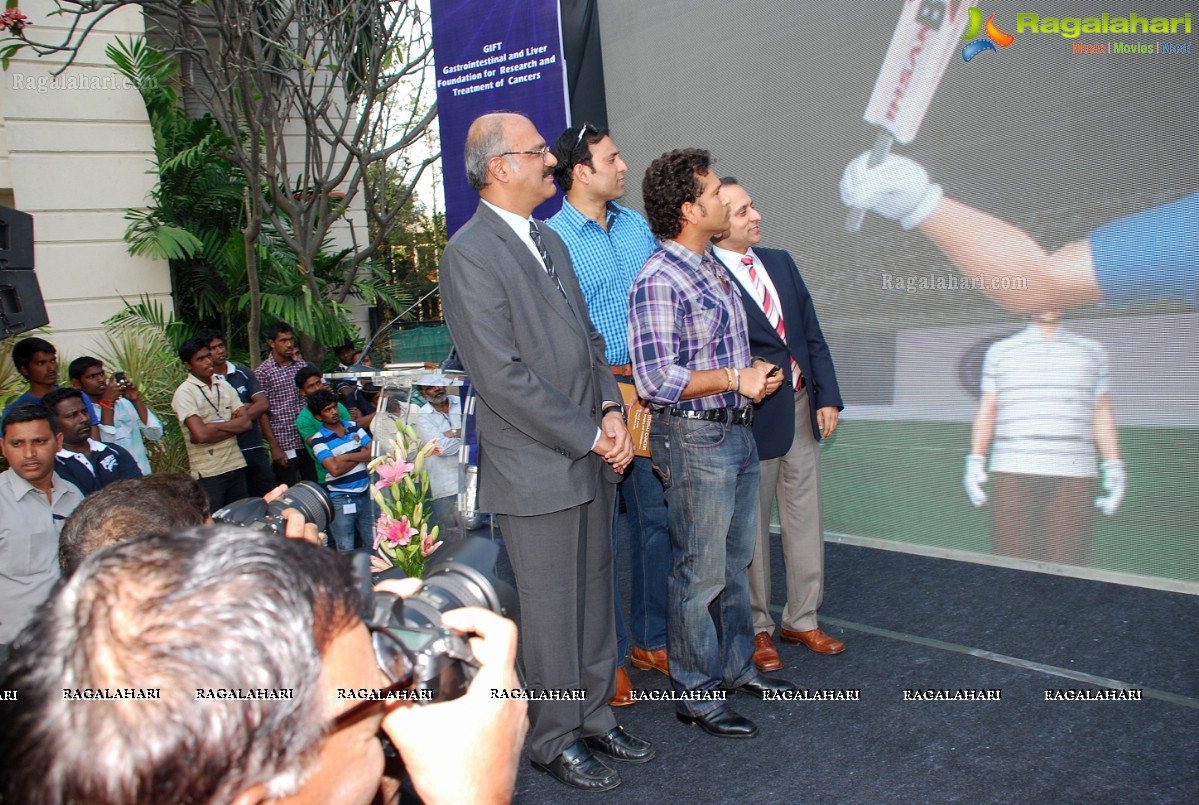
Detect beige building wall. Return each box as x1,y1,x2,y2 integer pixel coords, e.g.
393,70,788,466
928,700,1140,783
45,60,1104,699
0,0,169,359
1,2,376,359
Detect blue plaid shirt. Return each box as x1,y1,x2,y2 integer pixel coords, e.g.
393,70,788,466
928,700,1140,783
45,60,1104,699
628,240,751,410
545,200,658,366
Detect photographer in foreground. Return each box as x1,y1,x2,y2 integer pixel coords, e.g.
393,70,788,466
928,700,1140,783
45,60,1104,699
0,527,526,805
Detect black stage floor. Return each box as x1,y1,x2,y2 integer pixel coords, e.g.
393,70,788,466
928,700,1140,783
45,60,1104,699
477,523,1199,805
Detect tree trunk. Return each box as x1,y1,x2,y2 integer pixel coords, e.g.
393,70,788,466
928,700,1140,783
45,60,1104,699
244,195,263,368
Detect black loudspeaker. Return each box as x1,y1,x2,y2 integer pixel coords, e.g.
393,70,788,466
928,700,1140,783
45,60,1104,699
0,206,34,270
0,271,49,338
0,207,48,337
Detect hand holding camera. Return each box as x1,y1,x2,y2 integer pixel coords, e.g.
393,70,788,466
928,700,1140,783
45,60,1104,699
214,481,332,545
376,558,527,805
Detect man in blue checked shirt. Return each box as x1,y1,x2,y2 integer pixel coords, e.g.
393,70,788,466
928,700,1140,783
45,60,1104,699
629,148,794,740
547,123,670,707
307,389,374,552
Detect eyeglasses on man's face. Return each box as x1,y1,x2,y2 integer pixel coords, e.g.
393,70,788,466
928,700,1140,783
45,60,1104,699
498,145,551,159
326,623,418,734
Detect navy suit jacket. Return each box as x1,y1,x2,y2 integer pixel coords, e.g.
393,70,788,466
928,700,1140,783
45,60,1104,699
723,247,843,460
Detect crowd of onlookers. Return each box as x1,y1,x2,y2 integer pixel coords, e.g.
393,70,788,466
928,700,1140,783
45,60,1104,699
3,327,463,506
0,327,512,805
0,326,468,646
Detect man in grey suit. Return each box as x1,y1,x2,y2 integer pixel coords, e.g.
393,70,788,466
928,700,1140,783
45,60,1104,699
438,112,653,793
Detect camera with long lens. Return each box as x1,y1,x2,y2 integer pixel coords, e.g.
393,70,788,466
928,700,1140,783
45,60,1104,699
358,537,517,704
212,481,334,536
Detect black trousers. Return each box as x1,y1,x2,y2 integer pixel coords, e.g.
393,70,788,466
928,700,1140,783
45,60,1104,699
198,468,248,513
242,447,277,497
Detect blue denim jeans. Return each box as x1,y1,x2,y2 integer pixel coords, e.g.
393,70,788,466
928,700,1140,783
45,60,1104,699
328,489,375,552
613,455,671,662
650,414,760,716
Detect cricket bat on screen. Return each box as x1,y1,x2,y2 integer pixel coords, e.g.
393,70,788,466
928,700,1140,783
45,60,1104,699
846,0,972,231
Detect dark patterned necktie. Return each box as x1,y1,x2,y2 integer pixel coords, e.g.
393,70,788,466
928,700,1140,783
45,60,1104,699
529,221,567,298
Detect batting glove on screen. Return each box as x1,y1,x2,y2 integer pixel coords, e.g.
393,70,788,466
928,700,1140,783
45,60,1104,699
840,152,943,230
1094,459,1126,516
963,454,988,507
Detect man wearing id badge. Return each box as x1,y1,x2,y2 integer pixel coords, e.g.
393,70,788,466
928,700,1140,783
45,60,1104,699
171,337,252,510
308,389,374,551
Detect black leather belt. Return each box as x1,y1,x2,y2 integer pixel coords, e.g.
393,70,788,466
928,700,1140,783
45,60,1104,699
665,406,753,426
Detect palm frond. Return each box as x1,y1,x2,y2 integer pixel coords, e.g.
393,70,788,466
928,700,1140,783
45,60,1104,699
123,211,205,261
104,294,194,353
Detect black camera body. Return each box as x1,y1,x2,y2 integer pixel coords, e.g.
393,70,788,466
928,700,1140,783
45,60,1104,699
362,537,517,704
212,481,333,536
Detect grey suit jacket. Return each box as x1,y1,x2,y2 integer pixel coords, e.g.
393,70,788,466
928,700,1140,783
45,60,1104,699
438,201,622,516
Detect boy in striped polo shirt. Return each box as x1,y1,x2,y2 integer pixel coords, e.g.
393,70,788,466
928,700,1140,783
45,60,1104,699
307,389,374,552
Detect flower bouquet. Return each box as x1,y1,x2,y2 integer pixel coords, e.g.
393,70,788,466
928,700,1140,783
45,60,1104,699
368,420,444,578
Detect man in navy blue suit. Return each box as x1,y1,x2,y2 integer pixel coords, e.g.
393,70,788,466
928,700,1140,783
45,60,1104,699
712,178,846,671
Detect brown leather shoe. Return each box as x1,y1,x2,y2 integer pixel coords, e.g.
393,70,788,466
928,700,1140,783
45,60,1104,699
630,646,669,676
752,631,782,671
609,667,635,707
779,627,846,655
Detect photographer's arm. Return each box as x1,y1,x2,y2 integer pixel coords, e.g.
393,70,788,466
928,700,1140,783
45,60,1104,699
381,606,527,805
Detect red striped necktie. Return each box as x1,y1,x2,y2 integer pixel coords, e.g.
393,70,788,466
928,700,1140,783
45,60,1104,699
743,255,802,388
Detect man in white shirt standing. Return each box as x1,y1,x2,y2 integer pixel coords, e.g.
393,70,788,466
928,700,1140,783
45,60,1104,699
171,336,252,510
412,373,463,540
965,312,1124,565
69,357,163,476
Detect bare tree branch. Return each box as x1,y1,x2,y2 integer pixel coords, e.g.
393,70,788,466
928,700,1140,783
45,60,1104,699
3,0,439,358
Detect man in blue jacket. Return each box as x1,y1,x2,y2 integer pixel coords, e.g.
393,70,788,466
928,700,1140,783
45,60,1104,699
712,178,846,671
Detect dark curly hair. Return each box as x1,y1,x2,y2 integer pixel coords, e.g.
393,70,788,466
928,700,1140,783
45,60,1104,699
641,148,713,241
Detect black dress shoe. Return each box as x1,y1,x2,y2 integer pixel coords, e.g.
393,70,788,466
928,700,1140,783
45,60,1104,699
530,739,622,792
585,726,656,764
676,704,759,738
733,674,798,700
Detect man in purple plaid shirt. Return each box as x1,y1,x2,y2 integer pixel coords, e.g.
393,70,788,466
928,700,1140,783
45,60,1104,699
628,149,794,740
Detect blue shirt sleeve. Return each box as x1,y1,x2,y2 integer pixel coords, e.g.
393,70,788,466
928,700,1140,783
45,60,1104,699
84,395,100,426
1089,191,1199,308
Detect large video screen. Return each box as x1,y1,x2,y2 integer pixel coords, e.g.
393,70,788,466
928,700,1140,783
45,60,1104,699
598,0,1197,589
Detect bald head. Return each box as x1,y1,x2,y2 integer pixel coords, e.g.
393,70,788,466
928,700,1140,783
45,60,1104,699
464,112,558,216
464,113,523,191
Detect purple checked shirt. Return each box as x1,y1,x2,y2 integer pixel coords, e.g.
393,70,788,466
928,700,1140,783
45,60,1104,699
628,239,752,411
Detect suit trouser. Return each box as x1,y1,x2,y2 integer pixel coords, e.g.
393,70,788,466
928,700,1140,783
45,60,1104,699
749,386,825,634
496,480,618,764
613,454,671,661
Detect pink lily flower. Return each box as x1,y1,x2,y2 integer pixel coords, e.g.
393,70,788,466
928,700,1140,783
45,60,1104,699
421,531,443,558
374,458,415,490
377,515,416,547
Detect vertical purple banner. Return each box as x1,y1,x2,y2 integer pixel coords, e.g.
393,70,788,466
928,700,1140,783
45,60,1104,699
431,0,570,236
